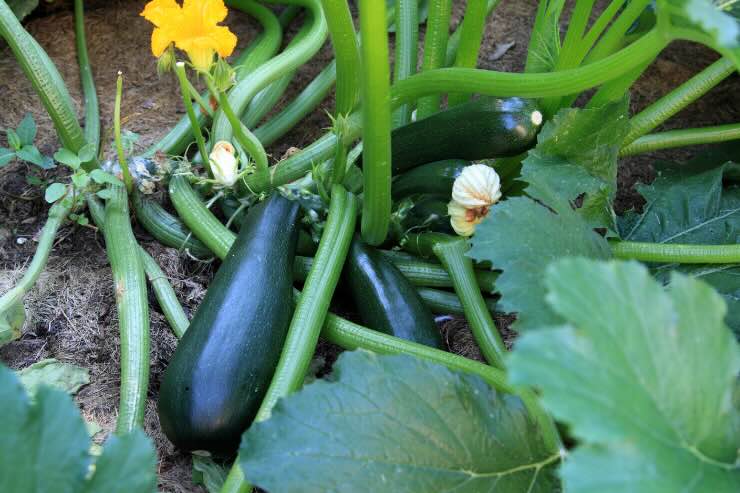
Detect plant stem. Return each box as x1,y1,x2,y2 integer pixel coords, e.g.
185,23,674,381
320,0,360,115
320,307,561,454
416,286,497,316
88,195,189,339
215,87,268,173
103,185,150,434
611,241,740,264
393,0,419,126
585,0,652,63
619,123,740,156
330,115,349,186
447,0,487,107
416,0,452,118
73,0,99,153
256,185,357,421
623,57,736,146
114,73,134,194
0,194,72,320
0,1,87,156
407,233,506,368
358,0,392,245
175,63,212,176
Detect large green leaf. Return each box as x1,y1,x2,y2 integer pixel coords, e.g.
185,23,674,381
7,0,39,21
0,363,157,493
240,351,561,492
658,0,740,68
17,358,90,398
619,154,740,334
523,97,629,231
509,258,740,492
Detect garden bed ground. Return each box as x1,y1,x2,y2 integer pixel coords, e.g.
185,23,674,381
1,1,738,491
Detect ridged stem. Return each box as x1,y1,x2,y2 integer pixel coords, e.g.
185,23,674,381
103,185,150,434
358,0,392,245
114,73,134,194
216,89,268,172
416,0,452,118
611,241,740,264
175,63,212,175
73,0,99,153
585,0,652,63
619,123,740,156
447,0,487,107
320,0,360,115
392,0,419,126
622,57,736,146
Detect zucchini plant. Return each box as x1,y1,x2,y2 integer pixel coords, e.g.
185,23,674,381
0,0,738,491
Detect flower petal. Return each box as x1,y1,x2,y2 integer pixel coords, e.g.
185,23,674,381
151,27,173,57
176,37,215,71
140,0,181,27
208,25,237,57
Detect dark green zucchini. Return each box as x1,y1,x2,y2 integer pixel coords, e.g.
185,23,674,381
158,193,300,454
387,97,541,174
392,159,469,199
344,238,445,349
132,191,212,258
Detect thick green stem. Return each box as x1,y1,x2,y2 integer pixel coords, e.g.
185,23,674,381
320,0,360,115
416,0,452,118
73,0,99,153
417,286,497,316
587,58,651,108
103,185,150,434
320,309,561,454
409,234,506,369
216,89,268,173
358,0,392,245
114,73,134,194
0,195,72,328
145,0,283,156
175,63,212,176
611,241,740,264
211,0,328,145
330,115,349,186
623,58,736,146
88,195,188,339
392,0,419,126
447,0,487,107
0,0,87,156
585,0,652,63
619,123,740,156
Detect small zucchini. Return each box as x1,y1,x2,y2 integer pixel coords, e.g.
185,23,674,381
158,193,300,454
392,159,469,199
344,238,445,349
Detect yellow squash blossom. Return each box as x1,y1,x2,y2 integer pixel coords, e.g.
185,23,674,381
141,0,237,72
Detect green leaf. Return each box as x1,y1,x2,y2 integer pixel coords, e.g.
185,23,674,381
18,145,54,169
0,147,14,167
0,363,157,493
72,172,91,190
7,128,22,151
45,183,67,203
523,97,630,231
17,359,90,399
76,215,90,226
77,143,97,163
54,148,82,169
658,0,740,69
241,351,561,492
509,258,740,493
0,301,25,346
7,0,39,21
96,189,113,200
619,155,740,333
192,455,228,493
15,113,36,146
90,169,124,186
469,194,611,331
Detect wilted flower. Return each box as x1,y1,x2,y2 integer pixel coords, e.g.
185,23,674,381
448,164,502,236
209,141,238,186
141,0,237,72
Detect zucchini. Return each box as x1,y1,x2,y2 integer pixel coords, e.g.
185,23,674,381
344,238,445,349
388,96,542,174
397,196,454,235
132,191,212,258
158,193,300,454
392,159,468,199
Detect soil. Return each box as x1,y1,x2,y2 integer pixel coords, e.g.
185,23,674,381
0,1,738,492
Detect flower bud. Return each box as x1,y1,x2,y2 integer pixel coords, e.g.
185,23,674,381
448,199,489,237
451,164,502,208
209,141,238,187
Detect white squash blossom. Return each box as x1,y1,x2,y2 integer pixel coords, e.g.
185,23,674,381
209,141,239,187
448,164,502,236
